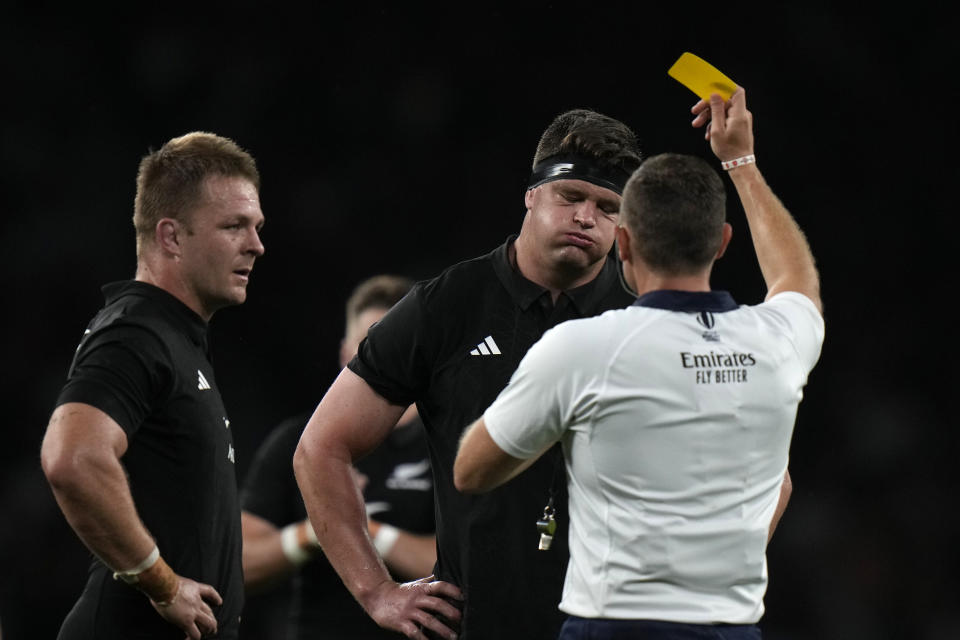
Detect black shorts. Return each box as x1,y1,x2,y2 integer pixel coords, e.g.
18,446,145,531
559,616,762,640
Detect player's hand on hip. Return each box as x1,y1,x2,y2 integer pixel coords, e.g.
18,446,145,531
364,575,463,639
150,576,223,640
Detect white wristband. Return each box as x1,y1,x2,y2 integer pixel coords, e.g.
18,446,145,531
372,524,400,557
280,523,312,566
721,154,755,171
113,546,160,584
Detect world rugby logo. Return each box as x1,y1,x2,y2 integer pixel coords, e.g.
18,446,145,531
696,311,715,329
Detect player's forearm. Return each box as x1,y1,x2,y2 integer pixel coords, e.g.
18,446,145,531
372,523,436,581
42,443,155,571
242,537,292,590
728,165,821,311
240,513,296,591
293,440,393,605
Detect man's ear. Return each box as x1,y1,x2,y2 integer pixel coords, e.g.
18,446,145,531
524,187,536,210
715,222,733,259
155,218,183,257
616,225,632,264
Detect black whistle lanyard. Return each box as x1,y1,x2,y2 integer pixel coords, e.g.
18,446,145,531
536,445,564,550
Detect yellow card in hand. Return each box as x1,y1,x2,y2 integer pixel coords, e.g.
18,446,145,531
667,52,737,101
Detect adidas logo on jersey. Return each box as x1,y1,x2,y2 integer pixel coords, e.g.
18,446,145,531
197,370,211,390
470,335,501,356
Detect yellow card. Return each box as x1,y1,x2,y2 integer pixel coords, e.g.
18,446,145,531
667,52,737,101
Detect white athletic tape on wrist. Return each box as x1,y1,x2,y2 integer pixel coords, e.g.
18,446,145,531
373,524,400,557
721,154,755,171
112,546,160,584
280,523,312,566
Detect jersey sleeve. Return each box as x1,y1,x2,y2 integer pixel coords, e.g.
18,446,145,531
55,325,172,438
760,291,825,373
240,415,307,526
347,285,433,406
482,323,582,459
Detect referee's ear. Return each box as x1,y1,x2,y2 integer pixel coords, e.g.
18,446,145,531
615,225,632,264
714,222,733,260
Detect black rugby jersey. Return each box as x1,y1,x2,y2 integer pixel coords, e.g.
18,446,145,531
348,236,634,639
54,280,243,640
241,412,434,639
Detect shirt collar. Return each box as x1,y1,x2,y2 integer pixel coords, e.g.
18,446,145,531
632,289,739,312
490,235,624,314
102,280,209,347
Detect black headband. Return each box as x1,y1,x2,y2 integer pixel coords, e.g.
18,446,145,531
527,153,632,195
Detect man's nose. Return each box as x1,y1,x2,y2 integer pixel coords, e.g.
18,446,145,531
247,228,265,256
573,202,600,227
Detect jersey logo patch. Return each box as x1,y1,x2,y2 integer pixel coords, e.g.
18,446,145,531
469,335,501,356
197,370,212,390
696,312,720,342
386,459,432,491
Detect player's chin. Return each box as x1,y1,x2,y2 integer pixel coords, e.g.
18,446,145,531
223,287,249,306
556,245,607,268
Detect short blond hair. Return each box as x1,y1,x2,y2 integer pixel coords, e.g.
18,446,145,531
345,274,414,331
132,132,260,257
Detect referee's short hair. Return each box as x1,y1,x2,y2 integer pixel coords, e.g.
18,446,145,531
133,132,260,258
621,153,727,275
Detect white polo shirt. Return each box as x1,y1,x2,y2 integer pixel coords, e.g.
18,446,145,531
483,289,824,624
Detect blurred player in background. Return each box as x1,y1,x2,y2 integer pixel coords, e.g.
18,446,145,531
41,132,265,639
240,274,435,639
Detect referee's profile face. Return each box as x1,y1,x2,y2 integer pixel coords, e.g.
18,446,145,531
177,174,265,316
523,178,620,271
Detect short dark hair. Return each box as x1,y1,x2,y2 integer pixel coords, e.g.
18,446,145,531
345,274,414,330
533,108,642,178
133,131,260,257
620,153,727,275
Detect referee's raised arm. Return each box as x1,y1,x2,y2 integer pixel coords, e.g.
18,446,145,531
694,88,822,314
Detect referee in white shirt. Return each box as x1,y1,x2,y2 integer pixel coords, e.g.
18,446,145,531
454,87,824,640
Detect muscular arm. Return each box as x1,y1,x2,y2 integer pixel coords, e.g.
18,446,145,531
41,402,223,639
368,520,437,582
41,403,154,570
293,368,461,639
693,89,822,313
241,511,301,591
453,417,543,493
242,510,437,590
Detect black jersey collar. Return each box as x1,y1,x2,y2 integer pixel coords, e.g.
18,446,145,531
632,289,739,312
491,235,622,315
102,280,209,347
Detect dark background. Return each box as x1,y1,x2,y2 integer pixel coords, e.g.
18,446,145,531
2,5,956,639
